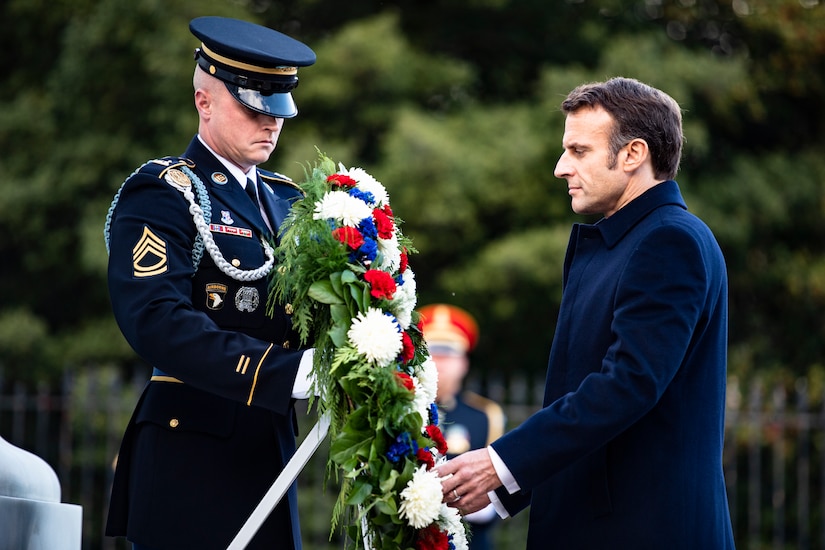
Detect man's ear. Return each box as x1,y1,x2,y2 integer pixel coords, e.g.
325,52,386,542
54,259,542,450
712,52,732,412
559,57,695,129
623,138,649,172
194,89,211,118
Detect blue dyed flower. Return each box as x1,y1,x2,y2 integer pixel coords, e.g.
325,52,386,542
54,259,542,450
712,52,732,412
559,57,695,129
348,187,375,206
358,216,378,240
386,431,419,463
429,403,439,426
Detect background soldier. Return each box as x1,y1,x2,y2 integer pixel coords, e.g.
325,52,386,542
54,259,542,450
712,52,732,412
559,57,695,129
420,303,505,550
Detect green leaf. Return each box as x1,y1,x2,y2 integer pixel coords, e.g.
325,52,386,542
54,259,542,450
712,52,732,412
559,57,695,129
330,271,344,297
344,480,373,506
350,281,369,312
379,467,400,493
329,321,349,348
341,269,359,284
330,303,351,325
308,280,344,304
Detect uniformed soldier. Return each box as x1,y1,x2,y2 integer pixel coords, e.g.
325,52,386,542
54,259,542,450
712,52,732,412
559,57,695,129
104,17,317,550
419,304,506,550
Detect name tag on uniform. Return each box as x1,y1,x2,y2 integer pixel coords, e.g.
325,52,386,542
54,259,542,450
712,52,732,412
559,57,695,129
210,224,253,238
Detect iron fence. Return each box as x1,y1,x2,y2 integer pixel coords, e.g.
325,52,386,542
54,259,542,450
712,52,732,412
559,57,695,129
0,367,821,549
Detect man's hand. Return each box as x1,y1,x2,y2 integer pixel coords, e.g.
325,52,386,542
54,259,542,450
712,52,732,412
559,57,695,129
435,448,502,514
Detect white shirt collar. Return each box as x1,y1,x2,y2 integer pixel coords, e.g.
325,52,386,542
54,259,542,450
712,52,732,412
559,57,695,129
197,135,257,188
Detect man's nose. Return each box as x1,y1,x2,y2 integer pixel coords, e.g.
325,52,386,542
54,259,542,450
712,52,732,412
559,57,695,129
554,152,570,179
260,114,281,131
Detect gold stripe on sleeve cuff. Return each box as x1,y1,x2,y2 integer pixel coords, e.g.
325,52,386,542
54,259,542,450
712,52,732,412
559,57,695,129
246,343,274,406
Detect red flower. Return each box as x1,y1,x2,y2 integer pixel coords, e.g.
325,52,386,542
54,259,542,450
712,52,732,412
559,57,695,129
415,524,449,550
332,226,364,249
416,447,435,470
425,424,448,455
395,371,415,391
326,173,357,188
399,331,415,363
363,269,397,300
372,207,395,239
399,248,409,273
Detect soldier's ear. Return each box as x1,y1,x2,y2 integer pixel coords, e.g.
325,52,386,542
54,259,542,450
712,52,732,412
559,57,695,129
194,88,212,118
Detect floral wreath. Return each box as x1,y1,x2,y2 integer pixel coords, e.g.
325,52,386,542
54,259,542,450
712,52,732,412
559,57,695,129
268,152,468,550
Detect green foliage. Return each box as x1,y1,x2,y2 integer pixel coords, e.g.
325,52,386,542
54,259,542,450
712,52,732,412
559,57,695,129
1,0,823,392
270,153,459,548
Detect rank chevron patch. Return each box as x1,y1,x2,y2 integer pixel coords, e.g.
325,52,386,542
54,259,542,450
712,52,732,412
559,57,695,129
132,226,168,277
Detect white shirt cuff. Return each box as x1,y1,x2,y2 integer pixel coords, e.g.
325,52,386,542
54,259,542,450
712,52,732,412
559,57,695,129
291,349,315,399
487,446,520,494
464,502,499,523
487,489,510,519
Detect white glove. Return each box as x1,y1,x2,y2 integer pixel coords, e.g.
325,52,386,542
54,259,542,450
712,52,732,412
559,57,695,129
291,349,316,399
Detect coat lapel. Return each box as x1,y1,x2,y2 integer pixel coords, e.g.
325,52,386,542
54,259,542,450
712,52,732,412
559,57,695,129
256,177,295,241
183,138,272,238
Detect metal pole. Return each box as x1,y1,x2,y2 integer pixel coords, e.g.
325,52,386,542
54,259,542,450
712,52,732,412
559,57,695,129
227,413,331,550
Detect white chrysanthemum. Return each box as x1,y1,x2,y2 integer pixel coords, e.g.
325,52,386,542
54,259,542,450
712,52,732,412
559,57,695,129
415,356,438,407
438,504,469,550
376,234,402,272
399,465,443,529
411,375,431,422
390,269,417,329
312,190,373,227
347,308,402,366
339,164,390,207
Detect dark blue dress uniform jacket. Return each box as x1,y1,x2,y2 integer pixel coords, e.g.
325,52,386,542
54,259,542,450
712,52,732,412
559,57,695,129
492,181,735,549
105,137,307,549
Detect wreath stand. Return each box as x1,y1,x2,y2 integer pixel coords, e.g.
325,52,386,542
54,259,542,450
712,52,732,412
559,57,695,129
226,413,331,550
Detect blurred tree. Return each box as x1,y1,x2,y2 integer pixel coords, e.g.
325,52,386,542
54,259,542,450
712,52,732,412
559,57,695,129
0,0,249,383
0,0,823,389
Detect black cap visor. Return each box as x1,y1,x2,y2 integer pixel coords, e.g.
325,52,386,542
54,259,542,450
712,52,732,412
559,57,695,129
225,83,297,118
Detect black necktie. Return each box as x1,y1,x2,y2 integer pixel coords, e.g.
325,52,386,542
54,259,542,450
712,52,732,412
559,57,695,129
245,178,259,207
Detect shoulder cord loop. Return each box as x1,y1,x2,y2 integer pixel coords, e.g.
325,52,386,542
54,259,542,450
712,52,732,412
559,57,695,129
178,166,274,282
104,163,207,274
103,163,273,282
104,164,145,256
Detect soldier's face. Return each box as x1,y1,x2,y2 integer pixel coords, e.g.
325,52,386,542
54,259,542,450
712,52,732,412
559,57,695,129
432,353,468,403
198,83,284,172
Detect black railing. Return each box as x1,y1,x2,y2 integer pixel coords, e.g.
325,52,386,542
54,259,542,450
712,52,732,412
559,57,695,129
1,368,822,549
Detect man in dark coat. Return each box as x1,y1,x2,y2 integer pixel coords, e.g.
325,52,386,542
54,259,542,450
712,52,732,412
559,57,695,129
436,77,735,549
104,17,317,550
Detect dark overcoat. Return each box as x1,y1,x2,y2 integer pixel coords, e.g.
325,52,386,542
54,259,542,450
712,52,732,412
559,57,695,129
105,137,307,549
493,181,735,549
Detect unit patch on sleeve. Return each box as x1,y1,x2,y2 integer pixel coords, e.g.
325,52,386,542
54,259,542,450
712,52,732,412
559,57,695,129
206,283,228,310
132,226,168,278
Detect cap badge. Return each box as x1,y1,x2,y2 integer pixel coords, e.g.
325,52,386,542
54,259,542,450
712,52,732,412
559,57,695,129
164,168,191,190
235,286,260,313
